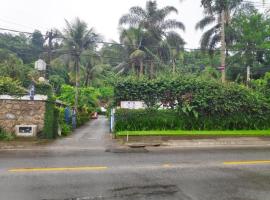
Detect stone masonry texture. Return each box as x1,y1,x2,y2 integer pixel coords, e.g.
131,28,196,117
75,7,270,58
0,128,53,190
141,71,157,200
0,99,46,134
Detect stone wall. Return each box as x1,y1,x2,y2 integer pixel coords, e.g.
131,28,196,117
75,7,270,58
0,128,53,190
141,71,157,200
0,99,46,134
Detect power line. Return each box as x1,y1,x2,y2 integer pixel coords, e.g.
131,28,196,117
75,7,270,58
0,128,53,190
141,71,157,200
1,25,270,53
1,25,270,56
0,27,37,36
0,18,35,31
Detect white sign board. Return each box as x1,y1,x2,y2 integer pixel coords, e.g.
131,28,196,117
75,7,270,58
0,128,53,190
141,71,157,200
120,101,146,109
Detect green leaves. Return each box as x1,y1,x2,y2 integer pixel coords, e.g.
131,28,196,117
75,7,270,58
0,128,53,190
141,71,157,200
58,85,100,112
0,76,26,95
114,76,270,130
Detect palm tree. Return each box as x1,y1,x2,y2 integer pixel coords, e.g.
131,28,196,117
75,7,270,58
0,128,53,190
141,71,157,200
119,0,185,77
119,27,146,76
80,50,102,86
129,49,146,77
196,0,254,82
196,0,254,51
63,18,100,109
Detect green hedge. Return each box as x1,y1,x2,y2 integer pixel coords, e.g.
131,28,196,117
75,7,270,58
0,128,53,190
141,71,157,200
35,82,53,96
42,98,59,139
42,84,59,139
115,108,270,131
114,77,270,131
115,109,180,131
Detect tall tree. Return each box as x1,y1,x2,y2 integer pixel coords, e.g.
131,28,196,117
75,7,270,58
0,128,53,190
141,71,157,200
227,11,270,81
44,29,63,78
63,18,100,110
81,50,103,86
31,30,45,58
119,0,185,77
119,27,147,76
0,33,35,63
196,0,254,82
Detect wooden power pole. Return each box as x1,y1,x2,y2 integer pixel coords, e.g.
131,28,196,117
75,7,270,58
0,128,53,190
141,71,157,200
45,30,53,79
220,10,226,83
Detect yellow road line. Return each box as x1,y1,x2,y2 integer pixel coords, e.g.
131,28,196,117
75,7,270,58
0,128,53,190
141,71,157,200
162,164,172,168
224,160,270,165
8,166,108,172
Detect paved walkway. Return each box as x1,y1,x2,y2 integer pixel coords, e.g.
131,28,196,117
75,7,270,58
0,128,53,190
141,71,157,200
47,116,112,150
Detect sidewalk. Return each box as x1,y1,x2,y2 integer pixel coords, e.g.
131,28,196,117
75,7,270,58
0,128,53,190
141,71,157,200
124,137,270,149
1,135,270,151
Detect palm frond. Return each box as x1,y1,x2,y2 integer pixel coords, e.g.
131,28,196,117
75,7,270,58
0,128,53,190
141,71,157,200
166,31,185,49
195,16,216,30
200,24,220,50
159,6,178,18
161,20,185,31
208,34,221,53
119,14,141,26
129,6,146,17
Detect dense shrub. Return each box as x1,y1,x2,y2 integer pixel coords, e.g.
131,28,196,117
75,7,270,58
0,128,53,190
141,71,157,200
43,97,59,139
58,85,99,112
35,82,53,96
98,86,114,105
252,72,270,100
42,84,60,139
114,77,270,131
115,109,180,131
58,107,72,136
57,85,101,127
61,123,72,136
0,76,26,95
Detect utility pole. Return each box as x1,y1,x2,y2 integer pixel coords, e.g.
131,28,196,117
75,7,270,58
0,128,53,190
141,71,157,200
220,9,226,83
74,53,80,112
247,66,251,87
45,29,61,79
45,30,53,79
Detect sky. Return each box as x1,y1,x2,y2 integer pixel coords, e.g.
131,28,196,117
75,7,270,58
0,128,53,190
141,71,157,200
0,0,267,48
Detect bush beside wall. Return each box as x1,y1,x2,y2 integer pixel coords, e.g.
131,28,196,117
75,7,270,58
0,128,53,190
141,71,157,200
41,84,59,139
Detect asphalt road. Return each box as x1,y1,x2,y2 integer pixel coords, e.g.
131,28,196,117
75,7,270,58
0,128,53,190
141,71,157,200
0,116,270,200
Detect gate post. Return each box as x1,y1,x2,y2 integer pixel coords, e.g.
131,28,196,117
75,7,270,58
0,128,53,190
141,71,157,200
110,108,115,133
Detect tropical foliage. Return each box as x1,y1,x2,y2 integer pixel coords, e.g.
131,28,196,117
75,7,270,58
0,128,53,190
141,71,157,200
115,76,270,131
0,0,270,134
119,1,185,77
0,77,26,95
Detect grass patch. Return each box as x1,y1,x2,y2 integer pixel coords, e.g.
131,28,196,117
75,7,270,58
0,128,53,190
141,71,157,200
116,130,270,137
